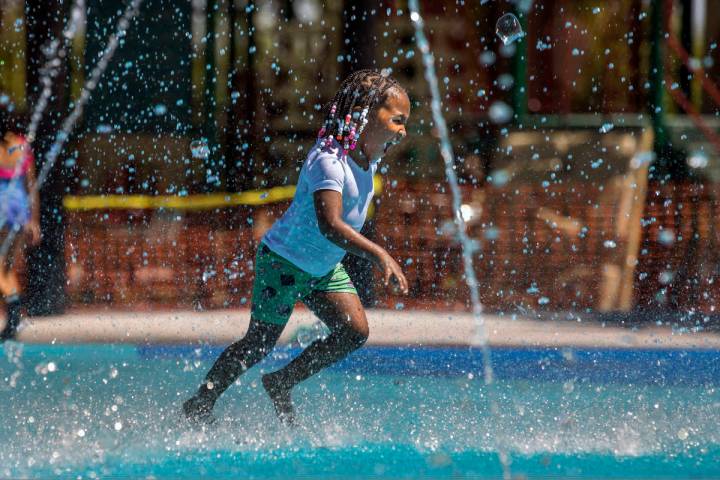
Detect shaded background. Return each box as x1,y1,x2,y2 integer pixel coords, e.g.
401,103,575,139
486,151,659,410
0,0,718,326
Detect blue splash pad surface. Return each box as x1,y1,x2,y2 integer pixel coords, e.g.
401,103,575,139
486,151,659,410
1,343,718,479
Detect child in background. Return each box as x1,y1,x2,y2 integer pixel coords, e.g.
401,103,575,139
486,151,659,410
0,112,41,341
184,69,411,426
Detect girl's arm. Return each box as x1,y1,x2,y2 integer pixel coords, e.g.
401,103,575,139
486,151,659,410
24,150,42,245
314,189,408,293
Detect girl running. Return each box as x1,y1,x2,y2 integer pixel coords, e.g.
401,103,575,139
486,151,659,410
184,69,411,426
0,113,41,341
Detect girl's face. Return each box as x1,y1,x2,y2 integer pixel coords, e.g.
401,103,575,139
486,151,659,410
360,88,410,160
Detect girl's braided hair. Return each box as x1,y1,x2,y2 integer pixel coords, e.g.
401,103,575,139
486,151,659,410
317,69,406,154
0,110,24,139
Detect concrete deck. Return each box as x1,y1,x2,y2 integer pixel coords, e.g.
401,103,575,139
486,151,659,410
7,308,720,349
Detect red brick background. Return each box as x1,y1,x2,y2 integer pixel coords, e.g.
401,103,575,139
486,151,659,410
59,181,720,316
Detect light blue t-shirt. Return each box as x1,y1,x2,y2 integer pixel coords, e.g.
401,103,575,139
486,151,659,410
262,139,378,276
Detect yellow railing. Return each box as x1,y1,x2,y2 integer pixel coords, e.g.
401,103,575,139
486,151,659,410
64,176,384,211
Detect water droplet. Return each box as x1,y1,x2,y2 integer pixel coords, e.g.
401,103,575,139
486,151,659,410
77,429,85,438
479,50,496,66
489,169,510,186
630,151,655,169
114,421,123,431
460,204,475,222
536,40,552,51
658,229,675,246
497,73,514,90
484,227,500,240
495,13,524,45
440,220,457,236
677,428,689,440
659,270,675,285
538,296,550,305
153,104,167,116
190,138,210,160
603,240,617,248
47,362,57,373
201,269,216,282
599,122,614,133
489,101,513,124
687,151,708,169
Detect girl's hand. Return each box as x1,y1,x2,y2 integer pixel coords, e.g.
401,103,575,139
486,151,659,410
24,221,41,246
375,250,409,294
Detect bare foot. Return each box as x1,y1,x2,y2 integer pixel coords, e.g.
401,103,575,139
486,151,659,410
262,373,296,426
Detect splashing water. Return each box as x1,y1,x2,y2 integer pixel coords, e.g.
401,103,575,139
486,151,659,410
4,343,719,478
35,0,144,188
408,1,511,477
495,13,524,45
0,0,144,259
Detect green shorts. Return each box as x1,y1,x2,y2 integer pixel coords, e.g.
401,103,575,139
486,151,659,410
251,243,358,326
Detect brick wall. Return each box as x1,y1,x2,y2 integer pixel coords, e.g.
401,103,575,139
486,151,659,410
59,181,720,316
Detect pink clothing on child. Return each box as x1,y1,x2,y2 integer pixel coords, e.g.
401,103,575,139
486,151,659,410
0,136,33,179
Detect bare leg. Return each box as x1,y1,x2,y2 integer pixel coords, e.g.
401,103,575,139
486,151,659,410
1,228,23,341
183,318,284,424
262,291,369,425
0,227,21,296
